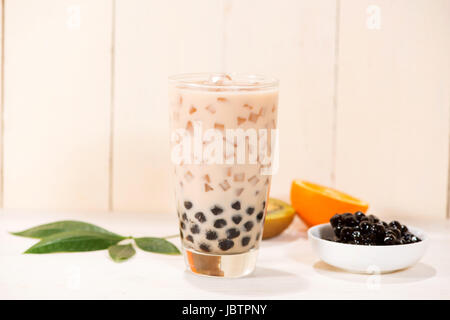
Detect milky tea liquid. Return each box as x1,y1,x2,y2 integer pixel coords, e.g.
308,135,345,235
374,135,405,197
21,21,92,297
169,74,278,277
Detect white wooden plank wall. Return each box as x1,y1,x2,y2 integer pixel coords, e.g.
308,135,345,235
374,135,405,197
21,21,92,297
0,1,3,208
335,0,450,219
3,0,112,211
223,0,337,202
113,0,222,213
0,0,448,219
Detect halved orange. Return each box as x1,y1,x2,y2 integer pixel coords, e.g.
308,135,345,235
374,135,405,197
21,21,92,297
262,198,295,239
290,180,369,227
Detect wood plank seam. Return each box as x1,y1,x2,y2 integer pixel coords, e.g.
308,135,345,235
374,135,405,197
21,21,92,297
108,0,116,212
220,0,229,72
447,43,450,219
0,0,4,208
331,0,341,188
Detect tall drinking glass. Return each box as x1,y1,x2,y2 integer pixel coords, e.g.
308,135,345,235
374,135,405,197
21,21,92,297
168,73,279,277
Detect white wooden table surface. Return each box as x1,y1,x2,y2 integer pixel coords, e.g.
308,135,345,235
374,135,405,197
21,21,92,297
1,210,449,299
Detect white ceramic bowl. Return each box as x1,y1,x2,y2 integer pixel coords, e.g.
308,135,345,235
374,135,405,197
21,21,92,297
308,223,428,273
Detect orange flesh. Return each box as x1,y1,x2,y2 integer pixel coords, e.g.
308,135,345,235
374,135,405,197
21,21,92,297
290,180,369,227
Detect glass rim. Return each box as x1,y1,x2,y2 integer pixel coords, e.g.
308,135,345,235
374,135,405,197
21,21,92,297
168,72,279,91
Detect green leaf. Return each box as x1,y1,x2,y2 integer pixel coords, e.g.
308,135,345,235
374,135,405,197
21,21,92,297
24,231,125,254
108,244,136,262
11,220,122,239
134,237,181,255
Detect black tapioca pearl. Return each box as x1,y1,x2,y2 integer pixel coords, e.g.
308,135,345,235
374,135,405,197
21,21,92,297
184,201,193,210
186,235,194,243
231,201,241,210
180,221,186,230
246,207,255,215
182,212,188,221
232,215,242,225
206,230,218,240
241,237,251,246
180,230,184,239
214,219,227,228
210,205,223,215
226,228,240,239
190,224,200,234
194,212,206,223
218,239,234,251
256,211,264,222
199,243,211,252
244,221,254,232
262,201,266,208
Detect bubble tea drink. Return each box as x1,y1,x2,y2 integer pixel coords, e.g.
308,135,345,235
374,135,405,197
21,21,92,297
168,73,278,277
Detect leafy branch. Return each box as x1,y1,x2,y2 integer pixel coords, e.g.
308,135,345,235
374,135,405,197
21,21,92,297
11,220,180,262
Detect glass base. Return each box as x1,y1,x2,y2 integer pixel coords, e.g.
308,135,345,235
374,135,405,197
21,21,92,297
183,247,259,278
